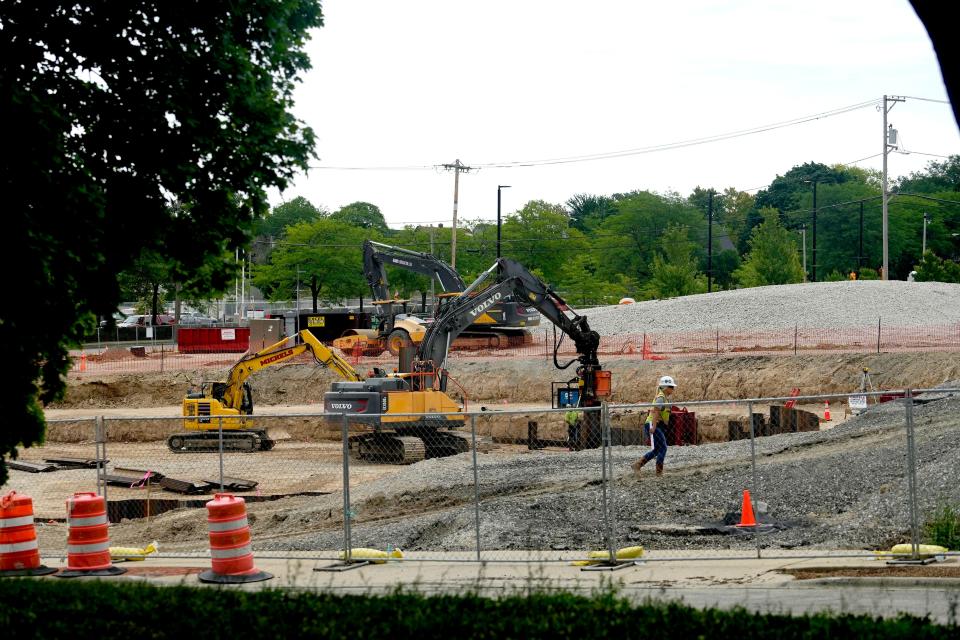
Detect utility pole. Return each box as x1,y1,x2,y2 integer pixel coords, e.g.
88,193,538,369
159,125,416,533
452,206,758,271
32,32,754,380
497,185,511,259
800,225,807,280
441,159,474,268
858,201,864,276
707,191,714,293
428,226,435,313
882,94,904,280
804,179,819,282
922,212,930,255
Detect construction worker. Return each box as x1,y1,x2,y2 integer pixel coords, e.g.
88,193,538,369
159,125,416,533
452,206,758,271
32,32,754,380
632,375,676,476
564,409,581,451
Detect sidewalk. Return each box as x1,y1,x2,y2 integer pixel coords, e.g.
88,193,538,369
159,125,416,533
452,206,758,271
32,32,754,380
36,550,960,623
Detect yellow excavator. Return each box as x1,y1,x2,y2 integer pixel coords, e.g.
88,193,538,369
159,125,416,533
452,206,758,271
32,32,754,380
173,330,364,452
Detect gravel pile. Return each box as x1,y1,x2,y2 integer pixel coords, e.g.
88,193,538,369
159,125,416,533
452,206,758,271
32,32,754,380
257,384,960,553
562,280,960,334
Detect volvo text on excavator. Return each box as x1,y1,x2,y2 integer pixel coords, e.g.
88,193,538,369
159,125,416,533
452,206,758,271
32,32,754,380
174,330,363,453
324,257,611,463
334,240,539,356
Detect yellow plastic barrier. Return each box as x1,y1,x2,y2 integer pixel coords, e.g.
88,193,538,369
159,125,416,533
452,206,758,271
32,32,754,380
570,545,644,566
109,541,158,562
875,543,948,559
339,548,404,564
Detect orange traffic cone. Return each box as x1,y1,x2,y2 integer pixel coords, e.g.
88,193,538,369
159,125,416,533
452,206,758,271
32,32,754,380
735,489,757,527
823,401,832,422
199,494,272,584
57,492,126,577
0,491,57,576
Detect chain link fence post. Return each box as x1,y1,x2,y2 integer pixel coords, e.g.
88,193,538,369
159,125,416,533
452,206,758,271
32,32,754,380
603,402,617,563
218,416,224,492
471,414,481,562
341,412,352,563
904,389,921,559
748,400,760,559
95,415,105,498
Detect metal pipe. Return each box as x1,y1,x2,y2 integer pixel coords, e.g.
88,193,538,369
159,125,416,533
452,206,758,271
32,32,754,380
342,413,352,563
218,416,224,493
471,415,481,562
904,389,920,559
748,400,759,559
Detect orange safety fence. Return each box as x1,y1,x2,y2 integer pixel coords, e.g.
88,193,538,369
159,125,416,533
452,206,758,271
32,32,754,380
69,322,960,374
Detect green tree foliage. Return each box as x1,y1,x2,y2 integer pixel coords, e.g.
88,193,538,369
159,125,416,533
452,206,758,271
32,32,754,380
734,208,805,286
566,193,616,232
256,197,328,240
330,202,389,233
0,1,323,483
913,251,960,283
595,191,706,285
253,220,371,311
646,225,707,299
500,200,588,285
252,196,328,264
897,155,960,193
558,255,637,307
710,249,742,290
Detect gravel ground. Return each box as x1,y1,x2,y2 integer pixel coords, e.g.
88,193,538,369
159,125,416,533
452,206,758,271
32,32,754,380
252,385,960,554
570,280,960,334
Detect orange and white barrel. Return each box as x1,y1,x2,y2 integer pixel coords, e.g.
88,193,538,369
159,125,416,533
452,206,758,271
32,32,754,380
0,491,56,576
199,493,271,584
57,492,125,577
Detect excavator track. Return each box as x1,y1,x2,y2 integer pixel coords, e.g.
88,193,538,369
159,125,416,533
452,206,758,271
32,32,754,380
349,433,427,464
167,431,273,453
425,431,471,458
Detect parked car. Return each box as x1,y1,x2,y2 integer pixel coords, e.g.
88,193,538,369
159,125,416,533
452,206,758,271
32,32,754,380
117,314,175,328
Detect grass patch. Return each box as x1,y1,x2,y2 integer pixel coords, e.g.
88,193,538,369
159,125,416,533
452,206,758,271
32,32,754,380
925,503,960,550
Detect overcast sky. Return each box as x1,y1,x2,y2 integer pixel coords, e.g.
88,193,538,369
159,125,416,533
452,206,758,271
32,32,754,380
270,0,960,229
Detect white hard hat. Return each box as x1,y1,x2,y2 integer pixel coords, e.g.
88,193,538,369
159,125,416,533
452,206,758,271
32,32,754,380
658,375,676,388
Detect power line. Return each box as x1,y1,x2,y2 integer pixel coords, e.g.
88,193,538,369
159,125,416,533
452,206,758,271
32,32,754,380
306,98,881,171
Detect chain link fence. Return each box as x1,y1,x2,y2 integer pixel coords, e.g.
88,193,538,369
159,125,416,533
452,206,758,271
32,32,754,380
6,389,959,564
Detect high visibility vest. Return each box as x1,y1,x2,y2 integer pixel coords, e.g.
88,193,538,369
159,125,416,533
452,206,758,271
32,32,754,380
645,389,671,426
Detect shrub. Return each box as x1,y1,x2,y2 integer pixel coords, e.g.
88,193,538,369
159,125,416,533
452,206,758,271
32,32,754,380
924,502,960,550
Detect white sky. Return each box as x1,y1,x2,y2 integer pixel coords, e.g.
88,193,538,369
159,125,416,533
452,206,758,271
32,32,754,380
271,0,960,228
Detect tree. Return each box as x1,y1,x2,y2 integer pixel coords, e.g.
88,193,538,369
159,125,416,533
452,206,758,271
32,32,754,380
646,225,707,299
252,197,328,264
734,208,806,286
913,251,960,283
595,191,705,285
330,202,389,233
566,193,615,232
253,219,370,312
500,200,588,286
0,2,323,484
897,155,960,193
711,249,742,290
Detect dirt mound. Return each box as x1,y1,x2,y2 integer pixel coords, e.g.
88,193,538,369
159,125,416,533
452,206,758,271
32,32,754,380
51,352,960,411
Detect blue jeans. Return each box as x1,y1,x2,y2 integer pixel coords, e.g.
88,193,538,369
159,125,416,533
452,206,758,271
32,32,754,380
642,424,668,464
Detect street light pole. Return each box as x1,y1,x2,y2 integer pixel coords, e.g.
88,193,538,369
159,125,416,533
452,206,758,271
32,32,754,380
800,224,807,280
707,191,714,293
804,179,818,282
922,212,929,255
497,185,511,259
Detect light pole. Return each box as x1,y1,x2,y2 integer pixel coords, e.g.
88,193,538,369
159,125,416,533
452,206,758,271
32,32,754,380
922,212,930,255
800,224,807,280
497,185,511,259
804,179,818,282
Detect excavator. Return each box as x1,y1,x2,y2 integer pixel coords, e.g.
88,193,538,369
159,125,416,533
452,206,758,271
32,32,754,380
333,240,539,356
173,330,365,453
324,257,611,463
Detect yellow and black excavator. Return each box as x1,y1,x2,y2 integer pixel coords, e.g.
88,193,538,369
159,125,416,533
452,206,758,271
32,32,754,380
324,257,611,463
173,330,364,453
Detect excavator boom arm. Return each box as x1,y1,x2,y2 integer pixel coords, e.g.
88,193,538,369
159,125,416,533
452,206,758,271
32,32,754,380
364,240,466,302
220,331,362,409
